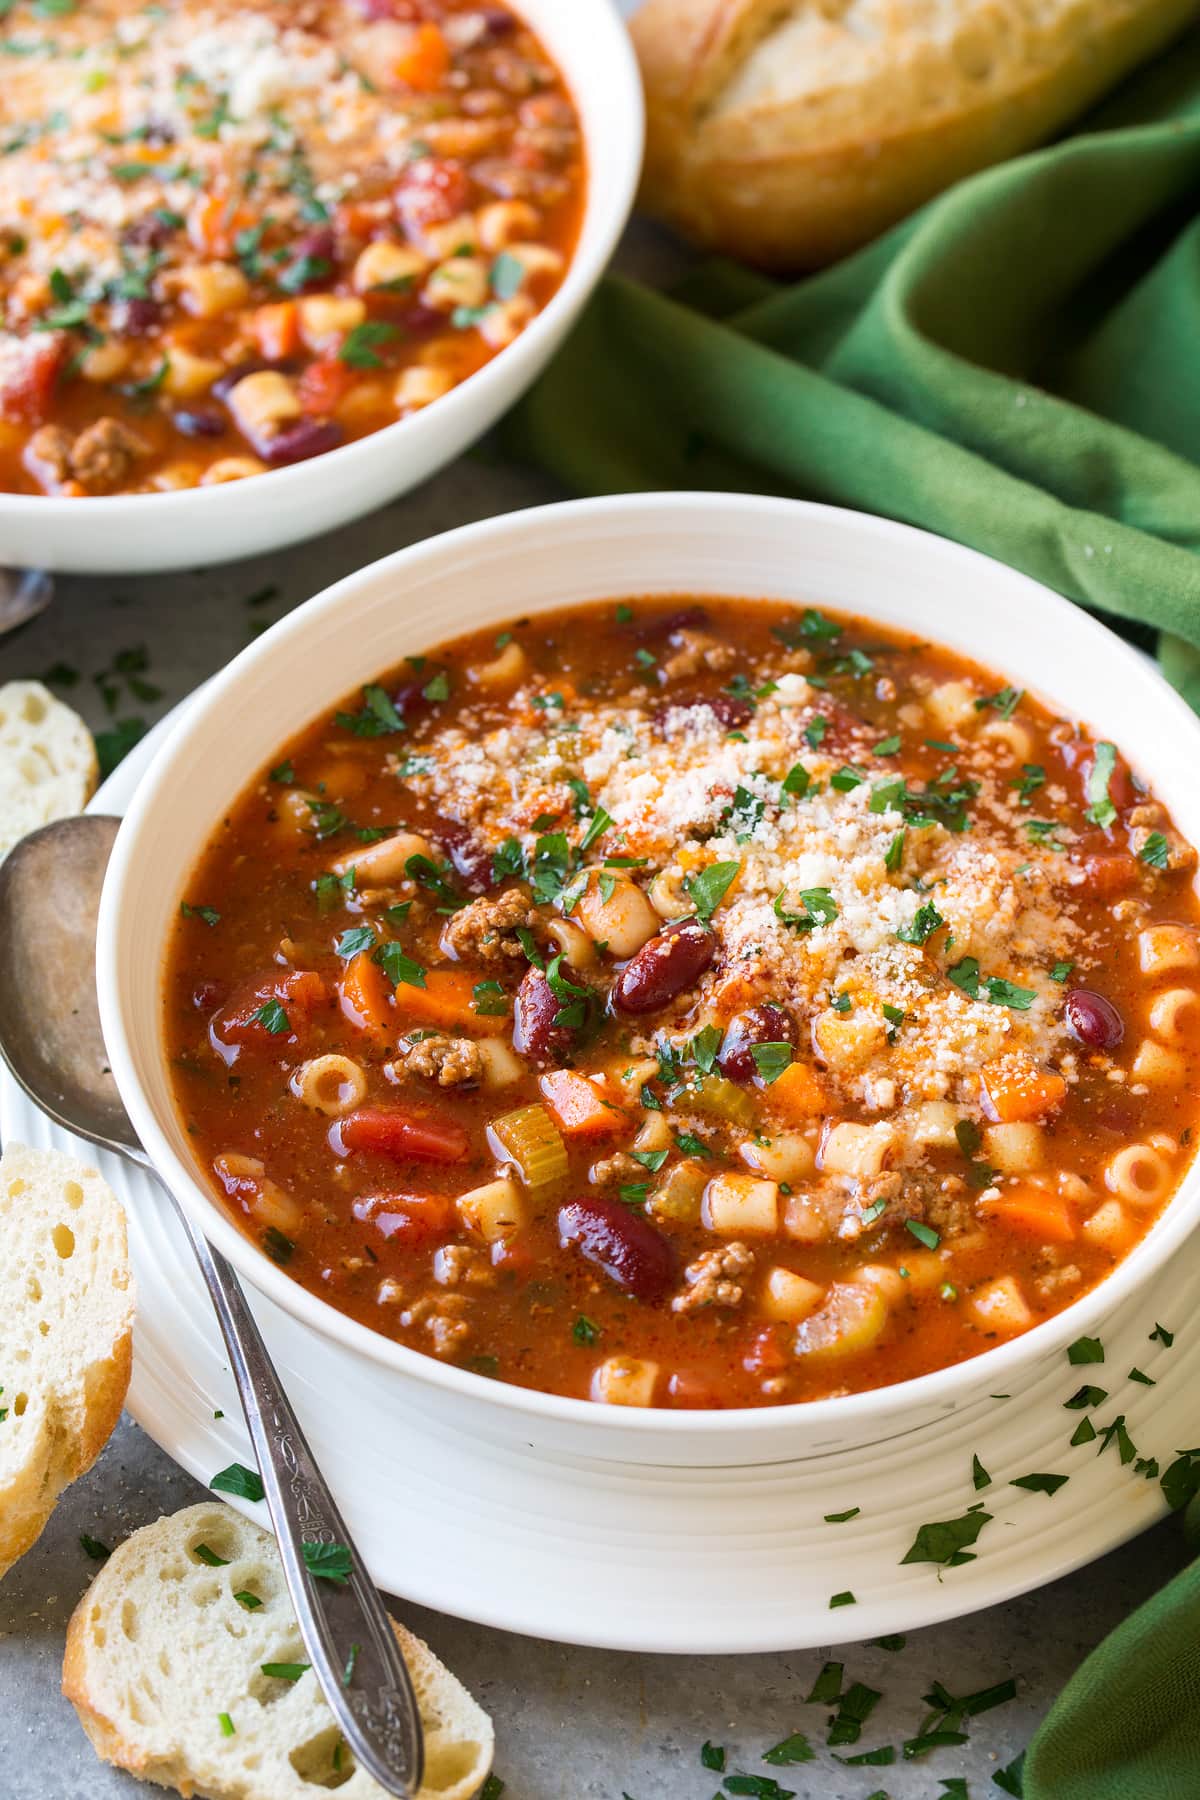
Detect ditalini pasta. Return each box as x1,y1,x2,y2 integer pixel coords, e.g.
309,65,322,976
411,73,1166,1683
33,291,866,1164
165,596,1200,1408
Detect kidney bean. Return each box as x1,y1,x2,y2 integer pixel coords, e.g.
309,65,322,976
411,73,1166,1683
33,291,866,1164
632,604,710,641
1065,988,1125,1050
109,295,163,337
172,405,227,439
612,919,715,1015
513,965,576,1061
654,693,752,733
396,158,471,233
718,1004,797,1083
259,418,344,467
123,214,176,250
477,6,517,37
557,1195,675,1304
436,819,494,893
395,300,448,337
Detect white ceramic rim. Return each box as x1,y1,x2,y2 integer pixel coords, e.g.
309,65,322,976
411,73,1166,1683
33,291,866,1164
0,0,641,542
97,491,1200,1447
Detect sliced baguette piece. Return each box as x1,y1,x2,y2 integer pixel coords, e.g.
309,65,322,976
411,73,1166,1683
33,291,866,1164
0,1142,133,1580
0,677,98,862
632,0,1199,268
63,1501,495,1800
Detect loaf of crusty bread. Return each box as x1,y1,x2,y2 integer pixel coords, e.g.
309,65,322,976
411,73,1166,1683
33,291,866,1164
0,679,97,863
0,1143,134,1581
63,1502,495,1800
632,0,1198,268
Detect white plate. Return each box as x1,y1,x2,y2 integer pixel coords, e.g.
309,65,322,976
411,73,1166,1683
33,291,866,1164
1,707,1193,1652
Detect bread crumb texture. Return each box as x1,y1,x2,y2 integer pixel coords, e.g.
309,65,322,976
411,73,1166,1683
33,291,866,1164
0,680,97,862
62,1502,494,1799
0,1141,132,1580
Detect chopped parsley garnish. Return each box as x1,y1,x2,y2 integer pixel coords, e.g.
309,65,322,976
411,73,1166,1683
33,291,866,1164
1139,831,1170,868
301,1541,353,1584
774,607,841,645
884,829,905,872
1011,1472,1069,1496
830,764,865,792
828,1681,882,1748
210,1462,264,1503
675,1132,711,1158
774,887,838,933
572,1314,600,1346
975,685,1023,719
946,958,1036,1010
193,1543,229,1567
472,980,509,1017
1050,960,1074,982
218,1712,236,1737
804,715,828,749
79,1534,110,1561
829,1590,856,1608
261,1662,309,1682
823,1507,860,1523
1129,1367,1156,1386
1071,1417,1097,1446
1150,1322,1175,1346
335,684,404,737
1067,1335,1104,1365
1161,1448,1200,1512
1013,762,1045,806
781,762,812,799
579,805,613,853
901,1504,991,1568
339,321,399,368
180,901,220,927
895,901,943,945
262,1226,295,1266
905,1219,939,1250
269,759,294,784
334,925,376,959
994,1752,1027,1795
750,1042,793,1085
422,670,451,703
1096,1414,1137,1465
373,941,426,989
807,1662,843,1703
683,860,740,923
972,1454,991,1490
873,734,901,756
701,1741,726,1771
762,1732,816,1764
251,999,290,1035
1063,1385,1107,1409
1085,742,1118,828
233,1590,262,1611
882,1003,905,1043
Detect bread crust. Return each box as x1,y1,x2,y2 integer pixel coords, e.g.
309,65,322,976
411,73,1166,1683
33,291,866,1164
632,0,1200,268
0,1144,134,1581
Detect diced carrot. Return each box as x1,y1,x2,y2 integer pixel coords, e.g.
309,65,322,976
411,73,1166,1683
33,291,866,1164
395,967,506,1034
979,1184,1076,1244
392,21,450,90
540,1070,627,1138
188,193,253,258
765,1061,830,1122
338,951,393,1041
252,301,300,361
297,356,354,416
980,1052,1067,1123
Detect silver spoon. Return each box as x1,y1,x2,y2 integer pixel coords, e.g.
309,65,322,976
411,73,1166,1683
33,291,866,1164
0,813,425,1799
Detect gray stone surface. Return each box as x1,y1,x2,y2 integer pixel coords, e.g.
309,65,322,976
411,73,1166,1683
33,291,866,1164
0,225,1188,1795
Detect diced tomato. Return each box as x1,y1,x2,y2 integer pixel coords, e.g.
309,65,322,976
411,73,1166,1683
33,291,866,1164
298,357,354,417
1076,853,1138,897
0,331,67,424
743,1324,788,1378
352,1190,455,1245
252,301,301,361
335,1107,469,1163
396,157,470,235
667,1370,726,1409
490,1233,536,1277
392,21,450,89
211,971,330,1052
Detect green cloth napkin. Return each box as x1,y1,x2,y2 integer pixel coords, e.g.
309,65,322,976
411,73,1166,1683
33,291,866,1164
509,37,1200,710
507,34,1200,1792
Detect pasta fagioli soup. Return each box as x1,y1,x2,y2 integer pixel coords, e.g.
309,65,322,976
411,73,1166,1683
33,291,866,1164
164,598,1200,1409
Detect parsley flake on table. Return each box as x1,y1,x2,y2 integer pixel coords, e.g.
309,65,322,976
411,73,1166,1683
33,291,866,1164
806,1661,843,1703
993,1750,1026,1794
301,1541,352,1584
79,1533,110,1561
261,1662,309,1682
827,1682,881,1747
762,1732,815,1765
700,1741,726,1771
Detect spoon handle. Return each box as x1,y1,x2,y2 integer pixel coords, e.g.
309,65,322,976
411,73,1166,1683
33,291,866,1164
168,1193,424,1797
